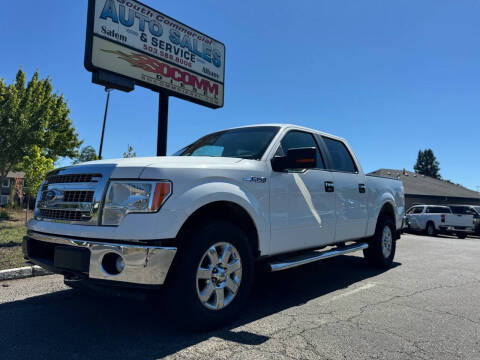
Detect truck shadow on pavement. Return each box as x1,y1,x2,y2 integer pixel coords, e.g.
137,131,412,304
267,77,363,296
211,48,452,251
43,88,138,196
0,256,399,360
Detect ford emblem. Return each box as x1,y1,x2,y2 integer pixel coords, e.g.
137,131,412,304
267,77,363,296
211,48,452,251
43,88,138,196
45,190,61,203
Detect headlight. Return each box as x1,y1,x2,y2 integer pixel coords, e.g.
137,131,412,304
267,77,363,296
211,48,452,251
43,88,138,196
102,180,172,226
34,181,46,218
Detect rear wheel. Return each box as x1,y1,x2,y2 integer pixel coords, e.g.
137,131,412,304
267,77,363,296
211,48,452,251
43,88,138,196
426,222,437,237
457,233,467,239
363,216,396,268
164,220,254,330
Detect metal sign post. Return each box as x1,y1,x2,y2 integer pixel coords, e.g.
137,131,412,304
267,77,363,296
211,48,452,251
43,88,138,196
157,92,169,156
98,88,112,159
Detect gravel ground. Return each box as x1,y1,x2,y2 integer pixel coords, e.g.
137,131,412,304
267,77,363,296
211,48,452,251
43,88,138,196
1,233,479,360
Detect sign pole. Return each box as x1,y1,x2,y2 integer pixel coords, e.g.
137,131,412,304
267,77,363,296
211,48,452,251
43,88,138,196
99,88,112,160
157,92,169,156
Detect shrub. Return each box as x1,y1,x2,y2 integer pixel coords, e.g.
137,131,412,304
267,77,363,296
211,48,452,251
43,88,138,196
0,208,11,220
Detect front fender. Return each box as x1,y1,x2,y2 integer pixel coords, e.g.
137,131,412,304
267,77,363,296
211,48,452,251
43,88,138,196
169,179,270,254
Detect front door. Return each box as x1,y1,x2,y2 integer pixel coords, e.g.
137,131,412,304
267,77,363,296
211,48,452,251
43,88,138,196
270,130,336,255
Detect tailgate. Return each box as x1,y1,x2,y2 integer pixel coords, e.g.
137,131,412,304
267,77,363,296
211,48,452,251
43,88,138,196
444,214,474,227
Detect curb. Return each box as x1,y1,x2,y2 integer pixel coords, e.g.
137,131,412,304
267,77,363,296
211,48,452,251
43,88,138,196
0,265,52,282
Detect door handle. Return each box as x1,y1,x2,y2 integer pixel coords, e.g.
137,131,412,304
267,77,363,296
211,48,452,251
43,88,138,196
325,181,334,192
358,183,366,193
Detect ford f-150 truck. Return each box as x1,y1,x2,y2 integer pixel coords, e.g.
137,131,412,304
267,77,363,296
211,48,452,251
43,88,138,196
23,124,404,328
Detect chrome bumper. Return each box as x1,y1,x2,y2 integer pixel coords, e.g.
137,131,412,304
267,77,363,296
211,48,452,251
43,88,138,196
25,231,177,286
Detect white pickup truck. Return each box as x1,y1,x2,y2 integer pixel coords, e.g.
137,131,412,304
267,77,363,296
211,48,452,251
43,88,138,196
405,205,475,238
24,124,404,328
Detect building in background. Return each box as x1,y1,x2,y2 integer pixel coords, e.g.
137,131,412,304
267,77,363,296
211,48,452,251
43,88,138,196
0,171,25,206
369,169,480,210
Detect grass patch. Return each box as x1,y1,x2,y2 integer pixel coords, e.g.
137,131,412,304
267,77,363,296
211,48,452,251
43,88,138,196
0,210,31,270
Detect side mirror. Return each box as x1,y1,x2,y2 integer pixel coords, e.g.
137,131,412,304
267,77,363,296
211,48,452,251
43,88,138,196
271,147,317,172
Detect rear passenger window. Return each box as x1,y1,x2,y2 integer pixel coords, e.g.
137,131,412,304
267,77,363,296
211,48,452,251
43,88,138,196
322,137,357,173
426,207,451,214
276,131,325,169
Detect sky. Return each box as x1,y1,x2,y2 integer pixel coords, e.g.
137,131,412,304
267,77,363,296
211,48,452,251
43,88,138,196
1,0,479,191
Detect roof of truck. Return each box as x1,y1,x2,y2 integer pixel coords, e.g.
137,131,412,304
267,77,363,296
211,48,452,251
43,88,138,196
229,123,345,142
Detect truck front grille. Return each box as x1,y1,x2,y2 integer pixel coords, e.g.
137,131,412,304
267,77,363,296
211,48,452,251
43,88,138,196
46,173,102,184
36,167,114,225
39,209,92,221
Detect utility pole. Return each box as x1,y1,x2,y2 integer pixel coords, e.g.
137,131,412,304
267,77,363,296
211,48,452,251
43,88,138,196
99,88,112,160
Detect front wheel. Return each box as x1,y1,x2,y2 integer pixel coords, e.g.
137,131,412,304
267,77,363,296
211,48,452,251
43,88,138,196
363,216,396,268
164,220,254,330
457,233,467,239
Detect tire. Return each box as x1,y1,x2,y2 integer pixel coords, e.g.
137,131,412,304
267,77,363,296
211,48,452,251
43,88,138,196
163,220,254,330
457,233,467,239
426,222,437,237
363,216,396,268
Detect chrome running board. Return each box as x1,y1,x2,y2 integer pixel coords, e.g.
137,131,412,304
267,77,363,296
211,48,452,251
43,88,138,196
268,242,369,272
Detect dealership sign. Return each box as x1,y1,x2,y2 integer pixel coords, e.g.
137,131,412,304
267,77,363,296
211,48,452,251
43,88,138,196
85,0,225,108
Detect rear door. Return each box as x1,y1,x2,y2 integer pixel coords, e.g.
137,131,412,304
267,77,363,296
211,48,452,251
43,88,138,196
424,206,450,229
320,136,368,241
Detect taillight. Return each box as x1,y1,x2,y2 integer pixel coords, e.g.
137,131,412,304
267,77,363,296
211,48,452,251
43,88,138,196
441,214,445,223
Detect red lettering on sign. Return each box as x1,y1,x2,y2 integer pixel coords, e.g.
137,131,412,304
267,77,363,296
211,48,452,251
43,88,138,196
101,50,219,95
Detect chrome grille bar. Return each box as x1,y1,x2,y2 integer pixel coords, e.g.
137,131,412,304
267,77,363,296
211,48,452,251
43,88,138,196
45,173,102,184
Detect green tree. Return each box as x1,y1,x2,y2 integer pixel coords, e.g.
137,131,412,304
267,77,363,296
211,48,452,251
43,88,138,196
123,145,136,158
73,145,98,164
0,68,81,185
414,149,441,179
22,145,55,199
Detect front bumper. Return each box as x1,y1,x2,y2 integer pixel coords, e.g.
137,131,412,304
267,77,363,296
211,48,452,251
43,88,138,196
23,230,177,286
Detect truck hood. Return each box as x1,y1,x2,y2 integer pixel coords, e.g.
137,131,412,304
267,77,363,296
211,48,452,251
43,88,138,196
73,156,245,178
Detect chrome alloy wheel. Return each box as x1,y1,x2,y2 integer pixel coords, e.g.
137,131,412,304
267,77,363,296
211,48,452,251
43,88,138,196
381,225,393,258
196,242,242,310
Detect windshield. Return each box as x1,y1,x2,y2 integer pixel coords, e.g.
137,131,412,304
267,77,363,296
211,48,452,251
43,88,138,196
473,206,480,215
174,126,280,160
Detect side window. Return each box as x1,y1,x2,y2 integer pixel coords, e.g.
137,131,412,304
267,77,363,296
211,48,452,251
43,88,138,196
275,131,325,169
428,207,451,214
413,207,424,214
322,137,357,173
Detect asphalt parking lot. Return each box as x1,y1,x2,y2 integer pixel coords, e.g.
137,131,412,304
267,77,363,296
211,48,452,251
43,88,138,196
1,233,479,360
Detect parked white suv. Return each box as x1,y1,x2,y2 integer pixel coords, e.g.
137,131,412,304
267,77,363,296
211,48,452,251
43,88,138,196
24,124,404,328
405,205,475,238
